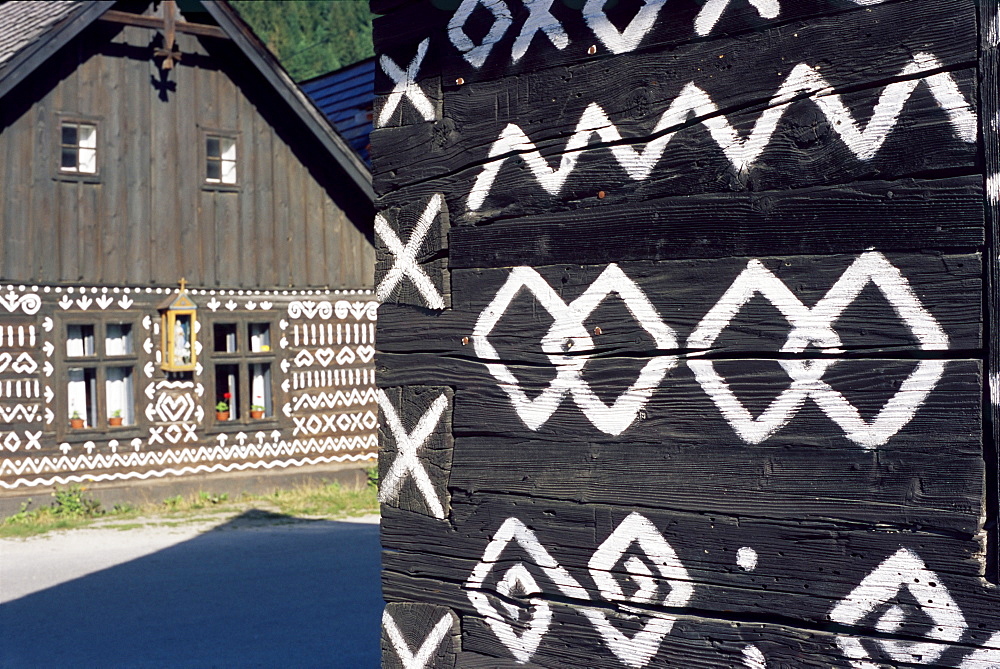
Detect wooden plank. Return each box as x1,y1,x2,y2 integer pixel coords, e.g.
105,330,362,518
214,66,239,288
235,62,257,290
195,57,217,287
373,0,955,89
77,37,101,284
271,133,292,287
252,99,275,288
979,0,1000,583
378,385,454,520
176,33,202,286
306,172,326,288
375,193,450,308
123,24,151,284
374,0,976,190
443,176,984,269
378,251,982,356
381,497,1000,668
98,26,123,285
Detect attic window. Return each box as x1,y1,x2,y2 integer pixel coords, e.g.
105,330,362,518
206,135,237,184
60,121,97,174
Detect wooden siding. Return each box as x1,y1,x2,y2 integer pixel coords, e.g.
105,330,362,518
0,19,373,290
0,286,377,491
373,1,1000,667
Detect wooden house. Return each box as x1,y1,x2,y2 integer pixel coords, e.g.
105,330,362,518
373,0,1000,667
0,0,378,500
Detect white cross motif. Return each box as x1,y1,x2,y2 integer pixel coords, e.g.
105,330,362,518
382,609,453,669
376,194,446,310
511,0,568,64
830,547,967,667
474,263,678,436
465,517,590,663
377,389,449,519
581,512,693,668
377,38,435,127
687,251,948,448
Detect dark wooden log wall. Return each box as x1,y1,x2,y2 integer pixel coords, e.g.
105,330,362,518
0,287,378,492
373,0,1000,667
0,15,374,290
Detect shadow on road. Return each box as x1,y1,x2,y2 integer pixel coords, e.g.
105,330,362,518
1,511,382,668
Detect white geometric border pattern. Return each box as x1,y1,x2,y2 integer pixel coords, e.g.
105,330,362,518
476,252,948,445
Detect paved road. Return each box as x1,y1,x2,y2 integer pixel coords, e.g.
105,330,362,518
0,512,382,668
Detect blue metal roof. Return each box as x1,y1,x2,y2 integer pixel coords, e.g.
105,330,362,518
301,57,375,167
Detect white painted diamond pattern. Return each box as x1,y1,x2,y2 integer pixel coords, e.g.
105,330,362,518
465,517,590,663
582,512,694,668
829,548,967,666
687,251,948,448
474,263,678,436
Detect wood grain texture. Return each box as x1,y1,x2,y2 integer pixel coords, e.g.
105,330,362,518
373,0,976,190
373,0,999,666
382,602,459,669
379,385,454,520
0,19,373,290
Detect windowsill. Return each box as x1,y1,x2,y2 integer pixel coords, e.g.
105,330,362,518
201,182,240,193
62,425,143,442
54,172,101,184
205,417,280,434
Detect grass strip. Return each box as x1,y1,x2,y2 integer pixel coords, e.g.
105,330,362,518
1,468,379,539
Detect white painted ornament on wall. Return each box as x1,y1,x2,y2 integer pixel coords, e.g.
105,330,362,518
688,251,948,448
376,390,449,519
467,52,975,210
583,0,665,55
448,0,513,68
465,517,590,663
582,512,693,668
829,547,967,667
382,609,454,669
478,253,946,444
694,0,780,37
512,0,567,63
376,194,447,310
474,263,677,435
378,38,436,127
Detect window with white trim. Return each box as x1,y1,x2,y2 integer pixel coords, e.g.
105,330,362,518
63,320,138,431
59,121,97,174
205,135,237,184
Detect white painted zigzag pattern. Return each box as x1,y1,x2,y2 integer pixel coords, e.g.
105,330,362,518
0,453,377,490
0,434,377,488
292,389,378,411
468,52,975,210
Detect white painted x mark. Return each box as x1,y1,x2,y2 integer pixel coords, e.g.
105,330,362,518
377,38,435,127
382,610,452,669
376,194,446,309
377,389,448,519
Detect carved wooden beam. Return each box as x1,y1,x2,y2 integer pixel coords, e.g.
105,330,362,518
98,9,228,40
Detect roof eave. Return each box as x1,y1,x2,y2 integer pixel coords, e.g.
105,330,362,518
0,1,117,101
202,1,375,202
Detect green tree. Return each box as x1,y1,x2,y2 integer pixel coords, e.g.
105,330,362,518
230,1,374,81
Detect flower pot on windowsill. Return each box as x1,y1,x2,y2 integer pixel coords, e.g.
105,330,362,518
70,418,85,429
109,417,123,427
216,411,230,421
250,410,264,420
